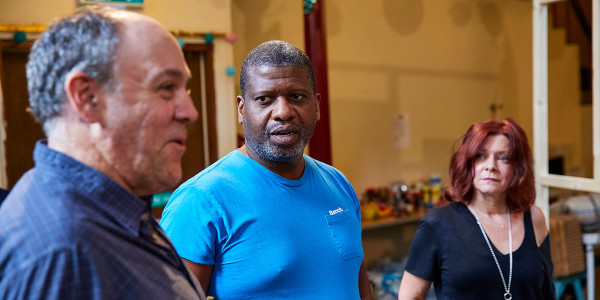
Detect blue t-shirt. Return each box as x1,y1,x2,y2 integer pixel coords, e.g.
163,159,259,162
160,150,364,299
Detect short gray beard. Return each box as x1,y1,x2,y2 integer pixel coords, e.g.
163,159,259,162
243,121,315,164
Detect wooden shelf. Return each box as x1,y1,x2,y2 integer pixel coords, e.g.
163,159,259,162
361,209,426,231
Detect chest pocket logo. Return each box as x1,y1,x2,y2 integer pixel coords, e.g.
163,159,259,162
324,209,363,261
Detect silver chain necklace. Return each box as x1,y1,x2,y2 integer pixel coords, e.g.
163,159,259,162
472,207,513,300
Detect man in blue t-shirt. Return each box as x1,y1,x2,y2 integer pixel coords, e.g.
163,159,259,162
160,40,372,299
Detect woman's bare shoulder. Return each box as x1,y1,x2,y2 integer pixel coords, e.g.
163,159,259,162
529,204,549,246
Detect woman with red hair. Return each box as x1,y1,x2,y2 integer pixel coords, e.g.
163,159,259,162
398,118,554,300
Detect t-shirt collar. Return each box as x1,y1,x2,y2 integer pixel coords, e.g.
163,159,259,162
233,149,309,187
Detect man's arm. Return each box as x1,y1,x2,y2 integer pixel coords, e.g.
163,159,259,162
183,258,214,295
358,261,373,300
0,248,113,300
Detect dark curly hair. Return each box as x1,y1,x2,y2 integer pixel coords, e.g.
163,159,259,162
445,118,535,212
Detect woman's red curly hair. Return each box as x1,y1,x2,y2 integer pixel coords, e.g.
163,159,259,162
445,118,535,212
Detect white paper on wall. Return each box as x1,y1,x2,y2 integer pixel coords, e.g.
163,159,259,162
393,114,411,149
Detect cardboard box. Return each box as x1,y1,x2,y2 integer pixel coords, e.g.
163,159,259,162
550,212,586,278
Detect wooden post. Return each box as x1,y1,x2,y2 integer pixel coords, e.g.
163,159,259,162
304,0,332,165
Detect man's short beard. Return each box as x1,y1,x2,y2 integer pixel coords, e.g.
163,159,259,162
243,121,315,164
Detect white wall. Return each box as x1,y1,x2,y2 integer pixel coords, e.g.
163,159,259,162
327,0,532,193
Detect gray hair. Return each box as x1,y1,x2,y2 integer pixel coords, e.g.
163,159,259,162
239,40,315,98
26,6,121,132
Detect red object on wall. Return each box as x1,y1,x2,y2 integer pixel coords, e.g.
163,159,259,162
304,0,332,165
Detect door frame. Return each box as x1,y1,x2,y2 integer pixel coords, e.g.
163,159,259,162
0,41,218,188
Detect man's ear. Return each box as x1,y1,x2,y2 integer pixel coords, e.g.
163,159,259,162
236,95,244,124
64,71,102,123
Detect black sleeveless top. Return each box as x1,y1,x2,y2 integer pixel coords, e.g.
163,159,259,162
405,202,555,300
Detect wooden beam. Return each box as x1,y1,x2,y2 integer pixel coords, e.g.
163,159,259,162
533,0,549,219
304,0,332,165
539,0,569,4
593,0,600,180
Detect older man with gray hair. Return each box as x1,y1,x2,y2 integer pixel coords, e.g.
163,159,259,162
0,6,205,299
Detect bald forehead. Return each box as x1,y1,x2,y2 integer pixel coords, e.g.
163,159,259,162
107,9,152,22
107,10,168,42
109,12,190,86
115,14,175,53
